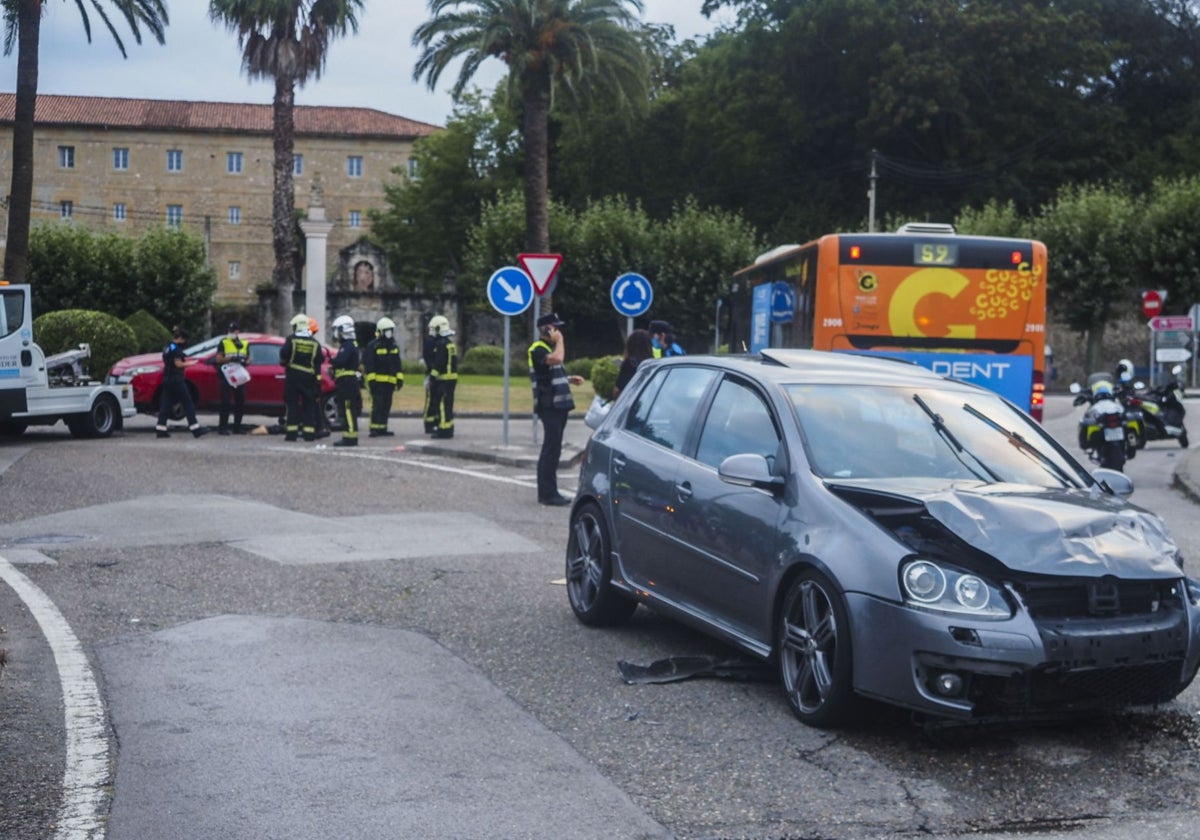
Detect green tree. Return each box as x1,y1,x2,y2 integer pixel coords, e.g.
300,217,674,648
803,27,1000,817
1,0,167,284
1037,182,1141,373
209,0,363,329
1135,176,1200,312
413,0,652,271
954,199,1033,239
370,91,521,291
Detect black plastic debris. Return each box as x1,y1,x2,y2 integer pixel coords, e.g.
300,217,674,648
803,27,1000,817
617,655,775,685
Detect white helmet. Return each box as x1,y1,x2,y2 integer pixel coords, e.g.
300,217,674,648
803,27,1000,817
1117,358,1134,383
428,315,450,336
290,313,311,336
376,316,396,339
332,314,356,342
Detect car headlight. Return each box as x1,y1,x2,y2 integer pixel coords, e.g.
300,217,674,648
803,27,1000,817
114,365,162,383
900,558,1011,619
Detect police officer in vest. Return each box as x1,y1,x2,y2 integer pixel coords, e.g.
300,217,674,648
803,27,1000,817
364,316,402,437
649,319,685,358
280,313,322,442
330,315,362,447
529,313,584,505
215,321,249,435
427,315,458,439
155,325,208,439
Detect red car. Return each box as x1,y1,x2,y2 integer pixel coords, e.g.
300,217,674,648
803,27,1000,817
106,333,338,423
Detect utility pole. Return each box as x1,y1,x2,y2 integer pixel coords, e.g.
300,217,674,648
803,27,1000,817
867,149,878,233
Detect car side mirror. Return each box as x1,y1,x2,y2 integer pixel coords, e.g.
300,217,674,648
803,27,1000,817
1092,467,1134,497
718,453,785,491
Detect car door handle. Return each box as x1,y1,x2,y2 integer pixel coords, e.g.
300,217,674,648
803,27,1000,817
612,455,626,473
676,481,693,502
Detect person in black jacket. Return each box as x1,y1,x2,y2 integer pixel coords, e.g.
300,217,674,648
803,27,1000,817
364,316,402,437
529,312,584,505
426,315,458,439
330,315,362,447
215,321,249,435
155,326,207,439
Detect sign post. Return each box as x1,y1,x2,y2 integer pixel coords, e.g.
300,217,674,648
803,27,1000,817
486,266,535,445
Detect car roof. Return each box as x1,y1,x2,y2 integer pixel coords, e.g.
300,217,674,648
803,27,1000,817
653,349,961,389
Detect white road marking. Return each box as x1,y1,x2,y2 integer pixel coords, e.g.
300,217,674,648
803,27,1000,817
0,556,108,840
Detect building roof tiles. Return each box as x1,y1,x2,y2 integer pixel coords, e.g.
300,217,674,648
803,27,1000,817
0,93,441,139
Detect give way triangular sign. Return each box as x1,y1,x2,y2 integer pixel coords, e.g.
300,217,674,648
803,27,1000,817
518,253,563,296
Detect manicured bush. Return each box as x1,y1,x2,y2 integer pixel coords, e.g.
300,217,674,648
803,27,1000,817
34,310,138,379
590,356,621,400
124,309,173,353
565,356,595,378
459,344,506,375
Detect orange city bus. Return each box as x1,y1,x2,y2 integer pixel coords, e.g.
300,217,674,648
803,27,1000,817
728,223,1048,421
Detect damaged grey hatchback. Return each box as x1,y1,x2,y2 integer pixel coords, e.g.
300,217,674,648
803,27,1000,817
566,349,1200,727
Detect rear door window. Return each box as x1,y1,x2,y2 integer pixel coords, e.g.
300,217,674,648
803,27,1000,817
626,366,717,452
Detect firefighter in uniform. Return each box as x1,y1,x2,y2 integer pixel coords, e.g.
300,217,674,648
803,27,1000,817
215,321,249,435
426,316,458,439
422,315,444,434
364,316,402,437
330,315,362,447
280,313,322,441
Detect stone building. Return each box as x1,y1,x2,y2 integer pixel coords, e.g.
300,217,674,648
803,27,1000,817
0,93,439,312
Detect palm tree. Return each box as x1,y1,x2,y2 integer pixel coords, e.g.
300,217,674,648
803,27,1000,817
2,0,167,285
413,0,650,261
209,0,362,330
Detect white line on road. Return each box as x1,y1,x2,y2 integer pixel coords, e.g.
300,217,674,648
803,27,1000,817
0,556,109,840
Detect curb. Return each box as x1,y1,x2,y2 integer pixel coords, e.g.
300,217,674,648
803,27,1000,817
402,440,585,470
1173,447,1200,505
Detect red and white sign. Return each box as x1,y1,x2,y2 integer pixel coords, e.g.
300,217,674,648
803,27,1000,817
1142,289,1165,319
518,253,563,296
1150,315,1194,331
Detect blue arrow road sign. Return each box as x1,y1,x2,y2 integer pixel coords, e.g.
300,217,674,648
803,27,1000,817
611,272,653,317
487,266,534,316
770,281,795,324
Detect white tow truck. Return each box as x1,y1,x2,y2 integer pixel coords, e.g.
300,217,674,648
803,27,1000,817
0,283,135,437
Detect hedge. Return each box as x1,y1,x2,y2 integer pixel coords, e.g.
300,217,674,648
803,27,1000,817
34,310,139,379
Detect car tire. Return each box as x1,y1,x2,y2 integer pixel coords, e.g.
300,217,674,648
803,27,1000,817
322,393,339,428
566,503,637,627
777,568,859,728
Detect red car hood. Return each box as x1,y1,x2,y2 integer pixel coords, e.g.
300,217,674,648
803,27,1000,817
108,351,164,374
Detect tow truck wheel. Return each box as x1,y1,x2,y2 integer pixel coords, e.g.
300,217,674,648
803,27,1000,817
67,394,119,438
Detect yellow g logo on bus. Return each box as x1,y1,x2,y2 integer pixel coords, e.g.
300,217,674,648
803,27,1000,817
858,273,878,292
889,268,977,338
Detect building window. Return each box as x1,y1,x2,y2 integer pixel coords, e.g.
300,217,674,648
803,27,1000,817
113,148,129,171
228,206,241,225
293,154,303,176
167,149,183,172
227,152,243,174
113,203,127,222
348,210,362,228
60,200,73,220
166,204,183,228
347,155,363,178
407,158,419,180
229,261,241,280
58,146,75,169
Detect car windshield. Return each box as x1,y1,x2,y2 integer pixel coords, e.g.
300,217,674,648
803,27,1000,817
785,384,1089,488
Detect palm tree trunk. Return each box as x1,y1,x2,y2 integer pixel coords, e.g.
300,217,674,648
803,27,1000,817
272,74,297,331
522,80,552,310
3,0,43,285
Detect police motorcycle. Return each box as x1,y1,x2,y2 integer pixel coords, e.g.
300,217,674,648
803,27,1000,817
1125,363,1189,449
1070,376,1135,471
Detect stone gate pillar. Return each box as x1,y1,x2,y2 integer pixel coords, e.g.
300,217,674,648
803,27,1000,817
299,176,334,333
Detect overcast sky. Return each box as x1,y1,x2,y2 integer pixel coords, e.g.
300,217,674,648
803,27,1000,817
9,1,729,127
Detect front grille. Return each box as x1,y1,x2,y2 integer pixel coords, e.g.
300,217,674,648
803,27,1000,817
1014,577,1179,619
969,660,1187,716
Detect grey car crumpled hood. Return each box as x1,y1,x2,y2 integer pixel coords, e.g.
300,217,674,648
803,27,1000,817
923,483,1180,578
835,479,1181,578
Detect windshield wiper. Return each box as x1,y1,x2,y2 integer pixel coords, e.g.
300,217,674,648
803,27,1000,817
911,394,998,482
961,403,1081,488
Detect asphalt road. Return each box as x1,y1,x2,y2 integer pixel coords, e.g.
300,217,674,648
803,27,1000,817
2,398,1199,840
